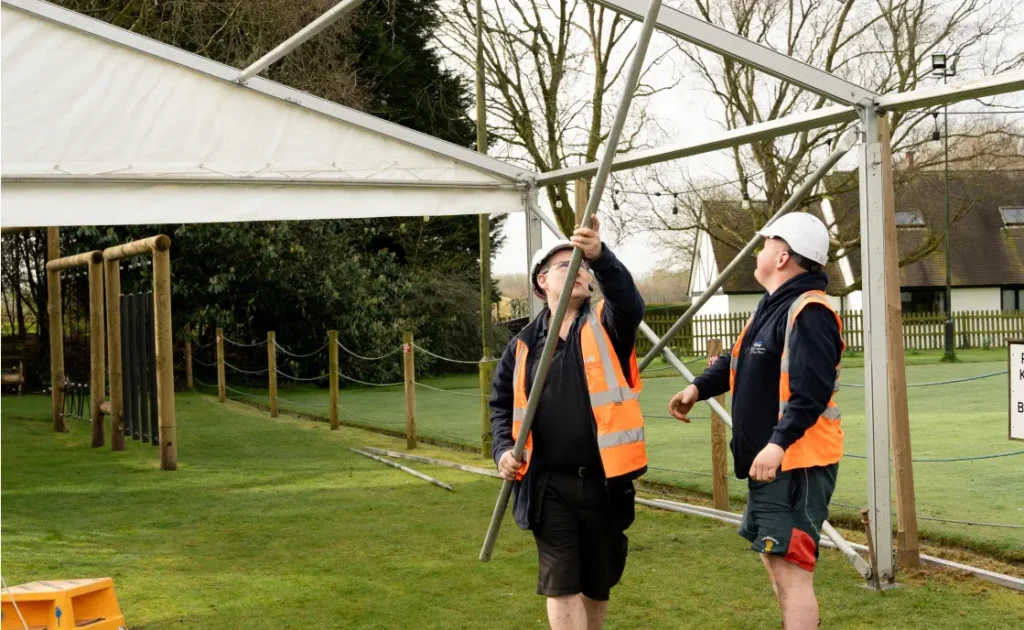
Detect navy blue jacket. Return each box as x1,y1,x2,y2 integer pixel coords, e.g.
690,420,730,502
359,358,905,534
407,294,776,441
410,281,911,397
692,272,842,478
489,245,645,530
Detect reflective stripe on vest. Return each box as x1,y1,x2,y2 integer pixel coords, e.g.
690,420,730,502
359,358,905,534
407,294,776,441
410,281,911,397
730,290,845,471
510,302,647,479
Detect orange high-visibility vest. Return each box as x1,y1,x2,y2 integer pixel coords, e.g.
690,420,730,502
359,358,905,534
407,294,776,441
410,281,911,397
511,302,646,480
730,290,844,471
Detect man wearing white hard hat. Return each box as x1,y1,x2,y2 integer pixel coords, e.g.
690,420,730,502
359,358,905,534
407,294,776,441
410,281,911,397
669,212,844,630
489,215,646,629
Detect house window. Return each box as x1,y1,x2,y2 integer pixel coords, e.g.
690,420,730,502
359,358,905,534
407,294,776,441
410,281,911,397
895,210,925,227
1000,207,1024,227
900,288,944,313
1002,286,1024,312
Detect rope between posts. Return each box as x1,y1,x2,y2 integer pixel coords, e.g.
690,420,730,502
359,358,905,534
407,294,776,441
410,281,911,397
412,343,498,365
414,381,479,397
335,403,407,426
221,335,268,348
338,372,404,388
830,501,1024,529
193,338,217,349
648,465,741,482
275,340,330,359
843,370,1007,388
336,340,404,361
843,449,1024,463
193,357,217,367
643,356,709,372
223,361,270,375
275,394,326,408
275,368,329,382
223,385,268,400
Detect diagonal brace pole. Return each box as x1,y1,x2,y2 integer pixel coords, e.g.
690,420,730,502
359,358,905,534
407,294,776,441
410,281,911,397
638,129,860,371
637,321,872,579
236,0,366,83
479,0,666,562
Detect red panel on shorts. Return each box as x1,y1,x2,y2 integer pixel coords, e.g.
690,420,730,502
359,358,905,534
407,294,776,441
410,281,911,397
783,528,817,572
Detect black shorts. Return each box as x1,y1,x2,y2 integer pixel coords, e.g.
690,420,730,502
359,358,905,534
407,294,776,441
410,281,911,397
532,470,635,601
739,464,838,572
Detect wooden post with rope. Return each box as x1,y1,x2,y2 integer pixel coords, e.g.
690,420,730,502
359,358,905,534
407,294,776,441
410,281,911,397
574,179,590,227
184,324,193,391
403,332,416,449
879,116,920,567
216,327,226,403
707,338,729,511
268,331,278,418
46,227,66,433
329,330,339,430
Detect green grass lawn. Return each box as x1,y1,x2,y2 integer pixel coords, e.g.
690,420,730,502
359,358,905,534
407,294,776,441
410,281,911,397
2,393,1022,629
195,347,1024,561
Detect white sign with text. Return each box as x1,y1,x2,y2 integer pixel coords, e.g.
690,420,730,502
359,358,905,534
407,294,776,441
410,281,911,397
1012,341,1024,441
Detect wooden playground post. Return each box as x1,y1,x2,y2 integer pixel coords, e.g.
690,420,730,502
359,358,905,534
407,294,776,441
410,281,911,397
102,235,176,470
151,236,177,471
88,254,106,448
480,358,494,458
403,332,416,449
216,327,226,402
184,324,194,391
329,330,339,430
104,256,125,451
707,339,729,511
46,227,66,433
879,117,919,567
268,331,278,418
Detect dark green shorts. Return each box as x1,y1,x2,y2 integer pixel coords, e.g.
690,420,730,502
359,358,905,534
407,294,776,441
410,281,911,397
738,464,838,572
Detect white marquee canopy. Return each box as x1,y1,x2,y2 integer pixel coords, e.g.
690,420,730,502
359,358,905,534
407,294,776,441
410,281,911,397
0,0,536,227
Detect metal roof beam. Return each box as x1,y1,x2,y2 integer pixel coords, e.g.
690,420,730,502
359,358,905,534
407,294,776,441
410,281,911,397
594,0,877,105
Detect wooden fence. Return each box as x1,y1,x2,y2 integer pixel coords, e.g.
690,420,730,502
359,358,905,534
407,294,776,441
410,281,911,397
638,309,1024,356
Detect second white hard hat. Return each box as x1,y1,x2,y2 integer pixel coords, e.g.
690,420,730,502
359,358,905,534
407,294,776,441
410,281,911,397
758,212,830,266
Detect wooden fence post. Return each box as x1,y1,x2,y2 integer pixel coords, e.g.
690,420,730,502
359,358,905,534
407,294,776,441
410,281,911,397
707,338,729,511
403,332,416,449
216,327,226,402
880,117,919,567
480,357,494,458
268,331,278,418
184,323,194,391
88,254,106,448
329,330,339,430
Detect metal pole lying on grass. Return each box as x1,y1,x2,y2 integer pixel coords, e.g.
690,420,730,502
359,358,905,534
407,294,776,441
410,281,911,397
638,321,872,579
638,128,860,371
479,0,666,562
351,449,454,491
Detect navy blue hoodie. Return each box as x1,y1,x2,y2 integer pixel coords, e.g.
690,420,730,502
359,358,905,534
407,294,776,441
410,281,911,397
692,271,842,478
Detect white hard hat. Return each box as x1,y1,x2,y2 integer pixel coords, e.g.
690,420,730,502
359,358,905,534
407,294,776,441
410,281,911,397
758,212,830,266
531,241,575,298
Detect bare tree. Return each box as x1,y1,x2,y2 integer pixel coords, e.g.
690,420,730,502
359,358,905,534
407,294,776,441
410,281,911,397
440,0,682,235
614,0,1023,281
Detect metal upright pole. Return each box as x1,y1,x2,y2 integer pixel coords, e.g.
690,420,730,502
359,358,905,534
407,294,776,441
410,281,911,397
480,0,666,562
858,105,895,586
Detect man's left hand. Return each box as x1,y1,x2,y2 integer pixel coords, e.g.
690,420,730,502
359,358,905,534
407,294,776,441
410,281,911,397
571,214,603,261
749,443,785,482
